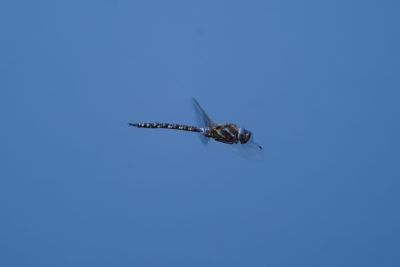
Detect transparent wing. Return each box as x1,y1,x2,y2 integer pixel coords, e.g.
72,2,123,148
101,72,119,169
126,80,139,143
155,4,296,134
192,98,215,127
192,98,215,145
230,136,264,160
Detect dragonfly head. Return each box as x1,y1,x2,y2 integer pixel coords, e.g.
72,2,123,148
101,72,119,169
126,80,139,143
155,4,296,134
238,127,252,144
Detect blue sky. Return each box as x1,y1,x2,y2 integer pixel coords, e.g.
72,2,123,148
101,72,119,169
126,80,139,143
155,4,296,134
1,0,399,266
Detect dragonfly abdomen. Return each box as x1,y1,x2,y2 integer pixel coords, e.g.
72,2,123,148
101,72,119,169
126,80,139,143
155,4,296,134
129,122,202,133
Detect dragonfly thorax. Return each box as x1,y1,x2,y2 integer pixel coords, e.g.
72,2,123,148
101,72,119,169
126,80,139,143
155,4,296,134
202,123,252,145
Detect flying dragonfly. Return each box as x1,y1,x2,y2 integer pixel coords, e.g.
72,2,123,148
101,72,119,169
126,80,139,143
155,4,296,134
128,98,263,155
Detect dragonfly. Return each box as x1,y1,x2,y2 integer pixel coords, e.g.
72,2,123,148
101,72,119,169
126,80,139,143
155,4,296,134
128,98,263,155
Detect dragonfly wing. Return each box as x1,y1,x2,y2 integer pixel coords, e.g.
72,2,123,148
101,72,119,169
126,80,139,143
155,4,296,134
192,98,215,126
192,98,215,145
198,131,209,145
230,136,264,160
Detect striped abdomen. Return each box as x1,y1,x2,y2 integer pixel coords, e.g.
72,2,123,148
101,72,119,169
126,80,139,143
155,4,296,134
129,122,202,133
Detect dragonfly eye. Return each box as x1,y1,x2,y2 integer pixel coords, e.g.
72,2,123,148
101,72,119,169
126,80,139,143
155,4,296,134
238,128,252,144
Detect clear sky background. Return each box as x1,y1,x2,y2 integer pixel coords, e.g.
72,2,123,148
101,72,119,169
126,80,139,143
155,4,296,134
1,0,399,266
